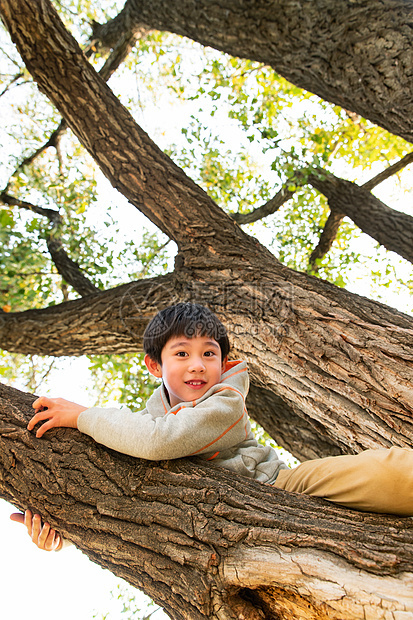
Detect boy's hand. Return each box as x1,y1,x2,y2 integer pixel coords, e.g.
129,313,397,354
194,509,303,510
10,510,63,551
28,396,87,438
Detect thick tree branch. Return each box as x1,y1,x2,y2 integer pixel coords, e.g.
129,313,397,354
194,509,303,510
309,171,413,264
1,0,413,464
234,152,413,266
307,153,413,267
0,272,179,356
2,382,413,619
2,16,142,193
1,270,413,461
233,151,413,229
89,0,413,144
247,383,344,460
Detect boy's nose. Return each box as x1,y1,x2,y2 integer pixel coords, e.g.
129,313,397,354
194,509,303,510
189,358,205,372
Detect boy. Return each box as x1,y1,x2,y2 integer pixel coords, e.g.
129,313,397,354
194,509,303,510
27,303,288,481
12,303,413,549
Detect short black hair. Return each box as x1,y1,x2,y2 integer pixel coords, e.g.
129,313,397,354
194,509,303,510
143,303,230,365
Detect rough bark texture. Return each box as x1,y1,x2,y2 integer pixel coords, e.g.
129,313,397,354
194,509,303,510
1,263,413,460
1,0,246,262
308,211,344,269
233,167,413,266
91,0,413,144
2,383,413,620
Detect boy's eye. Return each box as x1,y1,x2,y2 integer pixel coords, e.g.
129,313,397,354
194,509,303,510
176,351,187,357
204,351,216,357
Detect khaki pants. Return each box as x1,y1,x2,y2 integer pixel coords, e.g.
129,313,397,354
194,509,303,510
273,447,413,516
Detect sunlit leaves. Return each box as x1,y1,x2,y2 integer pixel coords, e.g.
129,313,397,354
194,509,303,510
86,353,159,409
92,579,163,619
0,350,58,392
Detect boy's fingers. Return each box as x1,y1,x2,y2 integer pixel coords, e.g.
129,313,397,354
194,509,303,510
55,534,63,551
9,512,25,524
37,521,51,548
27,409,53,431
44,528,59,551
32,396,51,409
35,419,57,438
31,513,42,540
24,509,33,535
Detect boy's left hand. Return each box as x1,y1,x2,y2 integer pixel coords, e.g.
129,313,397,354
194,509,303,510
28,396,87,437
10,510,63,551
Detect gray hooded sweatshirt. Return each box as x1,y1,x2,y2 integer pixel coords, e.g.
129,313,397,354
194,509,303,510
78,360,287,484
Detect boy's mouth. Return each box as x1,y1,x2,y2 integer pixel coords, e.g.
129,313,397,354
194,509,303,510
185,380,207,387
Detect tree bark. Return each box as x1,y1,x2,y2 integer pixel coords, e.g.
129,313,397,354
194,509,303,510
233,167,413,266
308,211,345,270
45,235,101,297
0,0,247,264
2,382,413,620
91,0,413,144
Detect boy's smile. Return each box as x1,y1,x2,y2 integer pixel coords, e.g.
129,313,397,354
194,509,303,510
145,335,227,408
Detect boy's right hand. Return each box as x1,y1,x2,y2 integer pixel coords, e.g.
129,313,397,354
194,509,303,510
28,396,87,438
10,510,63,551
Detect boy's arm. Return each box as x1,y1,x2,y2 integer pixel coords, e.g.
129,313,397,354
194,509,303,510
27,386,248,460
77,385,249,460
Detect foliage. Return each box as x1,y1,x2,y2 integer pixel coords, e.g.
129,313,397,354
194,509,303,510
1,0,412,431
0,350,57,392
86,352,160,409
2,1,413,315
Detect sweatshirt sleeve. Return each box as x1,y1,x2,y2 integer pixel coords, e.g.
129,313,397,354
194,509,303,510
77,385,248,460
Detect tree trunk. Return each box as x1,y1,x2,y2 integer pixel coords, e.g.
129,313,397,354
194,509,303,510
91,0,413,144
2,382,413,620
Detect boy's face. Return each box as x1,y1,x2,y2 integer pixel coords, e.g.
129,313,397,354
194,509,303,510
145,335,227,408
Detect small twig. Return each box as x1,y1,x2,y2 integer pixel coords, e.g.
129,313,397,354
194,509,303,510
308,211,345,271
0,72,25,97
231,185,296,225
362,152,413,191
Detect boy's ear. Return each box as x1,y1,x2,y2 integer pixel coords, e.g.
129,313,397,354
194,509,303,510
144,354,163,379
221,356,228,372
